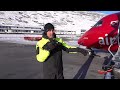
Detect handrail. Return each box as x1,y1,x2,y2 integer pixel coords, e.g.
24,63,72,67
108,23,120,57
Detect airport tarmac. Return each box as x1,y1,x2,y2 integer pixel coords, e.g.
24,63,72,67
0,41,113,79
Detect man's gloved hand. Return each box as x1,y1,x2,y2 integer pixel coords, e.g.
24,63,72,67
50,38,62,47
43,39,62,51
77,47,89,56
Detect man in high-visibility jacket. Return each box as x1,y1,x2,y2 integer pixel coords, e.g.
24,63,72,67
36,23,89,79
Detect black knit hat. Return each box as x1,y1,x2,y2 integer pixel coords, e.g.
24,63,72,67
44,23,54,32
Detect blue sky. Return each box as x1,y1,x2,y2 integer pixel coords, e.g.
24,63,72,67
95,11,120,15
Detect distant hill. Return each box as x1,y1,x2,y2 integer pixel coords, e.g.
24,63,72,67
0,11,106,32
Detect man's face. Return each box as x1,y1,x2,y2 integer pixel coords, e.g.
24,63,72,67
46,29,55,38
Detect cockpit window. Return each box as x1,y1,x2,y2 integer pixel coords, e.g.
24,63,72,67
93,20,103,27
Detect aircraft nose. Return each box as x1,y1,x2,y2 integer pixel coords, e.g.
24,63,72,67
78,36,89,46
78,41,83,45
78,38,84,45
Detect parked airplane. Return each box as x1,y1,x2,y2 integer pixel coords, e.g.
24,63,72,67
78,12,120,53
77,12,120,79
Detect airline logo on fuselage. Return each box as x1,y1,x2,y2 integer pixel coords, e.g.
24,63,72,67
98,34,118,45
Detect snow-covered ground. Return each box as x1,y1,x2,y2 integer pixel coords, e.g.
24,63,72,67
0,11,106,34
0,34,42,45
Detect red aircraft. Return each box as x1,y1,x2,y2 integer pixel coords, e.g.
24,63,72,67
77,12,120,79
78,12,120,53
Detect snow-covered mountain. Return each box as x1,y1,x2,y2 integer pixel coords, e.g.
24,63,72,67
0,11,106,33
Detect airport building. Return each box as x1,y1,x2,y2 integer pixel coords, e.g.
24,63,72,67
80,29,87,36
0,25,88,38
0,25,76,35
0,25,42,34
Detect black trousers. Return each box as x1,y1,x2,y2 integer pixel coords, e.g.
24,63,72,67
43,73,64,79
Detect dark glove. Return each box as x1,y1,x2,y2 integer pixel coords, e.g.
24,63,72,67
43,39,61,51
50,38,62,46
77,47,88,56
50,39,62,46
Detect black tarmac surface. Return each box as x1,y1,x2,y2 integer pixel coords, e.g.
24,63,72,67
0,41,109,79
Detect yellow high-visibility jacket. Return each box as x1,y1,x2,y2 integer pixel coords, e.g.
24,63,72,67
36,37,76,62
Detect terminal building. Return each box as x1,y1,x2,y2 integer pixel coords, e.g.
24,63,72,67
0,25,42,34
0,25,76,34
0,25,87,37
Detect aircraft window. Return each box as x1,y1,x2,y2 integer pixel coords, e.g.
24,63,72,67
93,20,102,27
